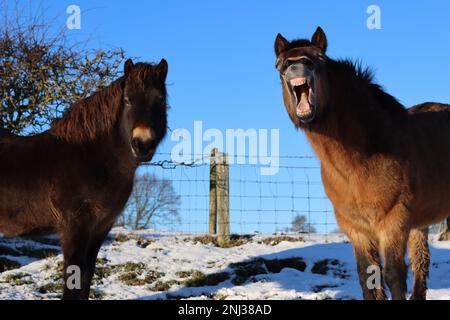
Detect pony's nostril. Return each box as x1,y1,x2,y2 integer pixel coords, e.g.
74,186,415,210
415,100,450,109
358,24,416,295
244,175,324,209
131,138,140,151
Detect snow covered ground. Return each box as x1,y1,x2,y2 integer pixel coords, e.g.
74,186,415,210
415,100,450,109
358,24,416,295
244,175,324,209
1,228,450,300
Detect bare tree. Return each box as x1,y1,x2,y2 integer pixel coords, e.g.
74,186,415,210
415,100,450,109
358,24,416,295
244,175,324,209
117,173,181,230
0,1,125,133
289,214,316,233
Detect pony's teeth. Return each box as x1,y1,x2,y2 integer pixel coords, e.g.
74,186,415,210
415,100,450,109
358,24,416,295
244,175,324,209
290,77,306,86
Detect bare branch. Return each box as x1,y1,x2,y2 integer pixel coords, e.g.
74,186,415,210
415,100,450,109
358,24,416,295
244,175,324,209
0,1,125,133
119,173,181,230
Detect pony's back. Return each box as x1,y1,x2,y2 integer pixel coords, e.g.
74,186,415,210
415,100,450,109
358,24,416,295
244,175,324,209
408,102,450,114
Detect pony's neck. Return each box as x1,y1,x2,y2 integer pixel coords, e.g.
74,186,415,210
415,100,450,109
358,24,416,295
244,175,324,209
49,77,125,144
304,60,407,169
48,76,138,172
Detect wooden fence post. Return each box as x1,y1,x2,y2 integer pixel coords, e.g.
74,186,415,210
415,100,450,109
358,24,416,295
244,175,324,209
216,151,230,245
209,148,218,235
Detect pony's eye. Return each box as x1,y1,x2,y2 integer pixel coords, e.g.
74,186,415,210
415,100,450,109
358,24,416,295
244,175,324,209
281,60,293,72
285,60,295,68
299,58,313,67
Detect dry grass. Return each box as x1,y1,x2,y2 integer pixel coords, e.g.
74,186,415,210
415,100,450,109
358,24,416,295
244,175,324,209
116,262,164,286
114,233,154,248
258,235,305,246
114,233,131,242
37,282,64,294
185,234,253,248
150,279,181,292
183,270,230,287
2,272,33,286
151,269,231,292
175,270,196,278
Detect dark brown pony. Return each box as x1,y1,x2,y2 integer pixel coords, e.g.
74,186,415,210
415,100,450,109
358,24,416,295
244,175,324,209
0,58,169,299
275,27,450,300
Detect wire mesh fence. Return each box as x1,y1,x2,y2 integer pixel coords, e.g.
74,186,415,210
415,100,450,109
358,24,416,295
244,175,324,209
137,152,338,236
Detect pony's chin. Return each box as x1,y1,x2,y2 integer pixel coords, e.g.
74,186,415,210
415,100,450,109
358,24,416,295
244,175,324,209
296,104,316,124
135,155,153,163
132,149,154,163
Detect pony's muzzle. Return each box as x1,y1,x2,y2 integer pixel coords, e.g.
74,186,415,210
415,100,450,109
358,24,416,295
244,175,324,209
131,127,156,161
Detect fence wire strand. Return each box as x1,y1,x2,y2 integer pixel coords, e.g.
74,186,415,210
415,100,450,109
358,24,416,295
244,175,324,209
139,154,336,236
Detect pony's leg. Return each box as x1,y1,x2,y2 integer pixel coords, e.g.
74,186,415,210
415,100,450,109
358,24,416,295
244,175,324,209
408,228,429,300
80,224,114,300
336,210,386,300
379,226,408,300
60,227,89,300
349,232,386,300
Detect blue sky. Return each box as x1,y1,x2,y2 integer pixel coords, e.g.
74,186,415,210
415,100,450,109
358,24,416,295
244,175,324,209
10,1,450,233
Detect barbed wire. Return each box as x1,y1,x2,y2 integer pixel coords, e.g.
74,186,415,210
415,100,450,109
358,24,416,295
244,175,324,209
153,152,317,159
141,159,207,169
141,160,320,170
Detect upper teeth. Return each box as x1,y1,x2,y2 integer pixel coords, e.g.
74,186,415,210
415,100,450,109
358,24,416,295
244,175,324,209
290,78,306,86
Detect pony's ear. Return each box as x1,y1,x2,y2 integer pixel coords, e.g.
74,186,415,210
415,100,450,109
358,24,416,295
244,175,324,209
156,59,168,81
275,33,290,56
311,26,327,52
124,58,134,75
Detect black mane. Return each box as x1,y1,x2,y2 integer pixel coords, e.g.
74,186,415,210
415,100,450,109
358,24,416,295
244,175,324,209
284,39,313,51
332,59,407,116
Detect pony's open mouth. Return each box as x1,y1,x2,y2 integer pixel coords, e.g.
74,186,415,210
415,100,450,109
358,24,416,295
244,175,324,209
289,77,315,122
